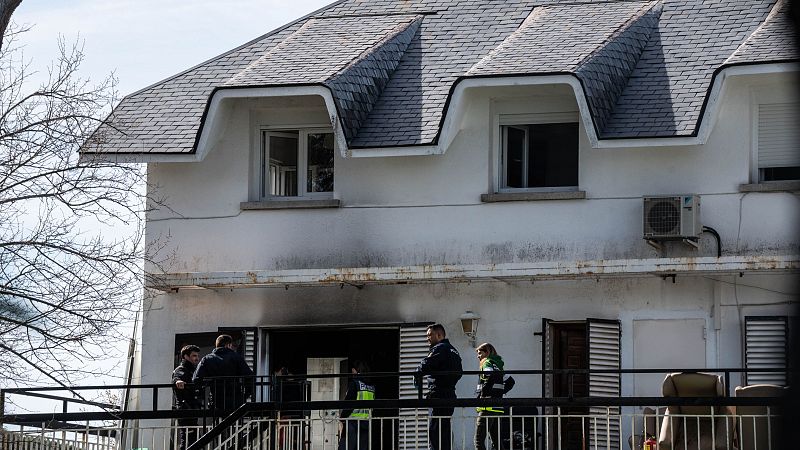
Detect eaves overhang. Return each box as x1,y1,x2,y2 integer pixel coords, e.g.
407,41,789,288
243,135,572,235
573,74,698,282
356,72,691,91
347,61,799,157
148,255,800,291
81,61,798,164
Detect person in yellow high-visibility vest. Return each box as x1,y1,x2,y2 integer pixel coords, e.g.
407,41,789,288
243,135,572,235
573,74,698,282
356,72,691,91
339,360,375,450
475,343,509,450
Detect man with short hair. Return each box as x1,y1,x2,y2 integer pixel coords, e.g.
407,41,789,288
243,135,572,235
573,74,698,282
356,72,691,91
173,344,201,450
193,335,255,412
416,323,463,450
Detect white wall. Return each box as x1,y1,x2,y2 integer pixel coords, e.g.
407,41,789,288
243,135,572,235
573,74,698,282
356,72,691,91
136,72,799,441
145,73,799,274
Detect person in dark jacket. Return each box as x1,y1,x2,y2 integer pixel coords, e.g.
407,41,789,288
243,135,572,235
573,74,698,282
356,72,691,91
338,360,375,450
173,344,202,450
193,335,255,412
416,323,463,450
474,343,507,450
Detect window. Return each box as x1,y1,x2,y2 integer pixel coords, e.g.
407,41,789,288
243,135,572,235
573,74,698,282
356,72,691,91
756,103,800,182
260,129,334,199
500,114,579,191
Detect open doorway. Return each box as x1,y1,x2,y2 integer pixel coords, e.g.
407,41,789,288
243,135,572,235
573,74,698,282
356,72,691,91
269,327,399,400
269,327,400,449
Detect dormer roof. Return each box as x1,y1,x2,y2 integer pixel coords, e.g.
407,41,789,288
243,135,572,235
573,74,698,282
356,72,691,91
86,0,797,155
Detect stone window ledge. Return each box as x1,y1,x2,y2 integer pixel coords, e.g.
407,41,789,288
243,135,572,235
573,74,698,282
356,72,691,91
240,199,340,210
481,190,586,202
739,181,800,193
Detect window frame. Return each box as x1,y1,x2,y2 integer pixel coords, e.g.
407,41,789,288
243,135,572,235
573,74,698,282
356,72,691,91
496,112,580,194
258,125,335,201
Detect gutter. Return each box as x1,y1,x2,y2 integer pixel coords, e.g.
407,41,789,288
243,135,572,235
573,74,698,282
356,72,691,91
149,254,799,290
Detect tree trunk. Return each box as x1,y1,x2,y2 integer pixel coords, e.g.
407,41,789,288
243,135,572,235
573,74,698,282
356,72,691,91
0,0,23,49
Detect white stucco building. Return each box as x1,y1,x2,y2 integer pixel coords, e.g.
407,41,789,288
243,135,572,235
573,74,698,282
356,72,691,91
86,0,798,447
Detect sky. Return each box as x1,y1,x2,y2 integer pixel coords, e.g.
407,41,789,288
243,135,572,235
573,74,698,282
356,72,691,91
13,0,334,97
6,0,332,413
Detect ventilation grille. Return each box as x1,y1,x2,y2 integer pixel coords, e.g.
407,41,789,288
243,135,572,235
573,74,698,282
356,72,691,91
744,317,787,386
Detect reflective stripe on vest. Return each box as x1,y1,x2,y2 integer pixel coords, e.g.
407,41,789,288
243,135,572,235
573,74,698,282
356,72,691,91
350,381,375,419
476,406,505,413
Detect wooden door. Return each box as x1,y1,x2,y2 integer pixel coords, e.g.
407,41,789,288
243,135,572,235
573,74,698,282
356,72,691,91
552,323,588,450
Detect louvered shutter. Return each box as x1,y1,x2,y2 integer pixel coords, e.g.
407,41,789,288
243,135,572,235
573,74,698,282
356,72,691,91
587,319,621,450
744,317,788,386
241,329,258,371
758,103,800,169
541,319,556,450
399,324,431,450
542,319,554,398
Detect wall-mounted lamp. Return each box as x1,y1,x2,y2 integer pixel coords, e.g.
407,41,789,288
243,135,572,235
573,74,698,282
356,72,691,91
459,310,480,347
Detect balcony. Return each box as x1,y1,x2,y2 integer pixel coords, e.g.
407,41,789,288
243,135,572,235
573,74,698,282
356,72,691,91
0,368,789,450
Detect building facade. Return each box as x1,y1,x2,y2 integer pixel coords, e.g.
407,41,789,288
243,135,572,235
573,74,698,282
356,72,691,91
87,0,798,447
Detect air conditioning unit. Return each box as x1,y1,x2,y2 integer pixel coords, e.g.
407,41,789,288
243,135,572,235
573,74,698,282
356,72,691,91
643,195,701,240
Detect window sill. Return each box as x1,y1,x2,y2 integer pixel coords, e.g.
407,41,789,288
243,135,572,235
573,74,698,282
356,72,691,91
739,181,800,193
481,191,586,202
240,199,341,210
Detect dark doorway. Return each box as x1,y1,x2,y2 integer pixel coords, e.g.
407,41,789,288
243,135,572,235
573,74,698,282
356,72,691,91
550,322,589,450
269,327,400,449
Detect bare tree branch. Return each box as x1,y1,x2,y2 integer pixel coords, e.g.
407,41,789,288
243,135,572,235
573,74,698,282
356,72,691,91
0,18,164,394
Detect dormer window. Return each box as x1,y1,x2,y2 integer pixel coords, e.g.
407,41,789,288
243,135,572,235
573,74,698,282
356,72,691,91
261,128,334,199
499,113,579,191
756,103,800,182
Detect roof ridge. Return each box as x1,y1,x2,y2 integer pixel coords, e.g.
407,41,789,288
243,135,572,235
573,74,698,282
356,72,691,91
724,0,788,65
225,19,320,85
574,0,660,71
464,7,546,76
328,15,423,81
325,16,423,142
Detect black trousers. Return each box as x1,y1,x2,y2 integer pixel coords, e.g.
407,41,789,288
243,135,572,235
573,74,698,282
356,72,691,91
338,420,370,450
475,411,506,450
176,417,198,450
428,390,456,450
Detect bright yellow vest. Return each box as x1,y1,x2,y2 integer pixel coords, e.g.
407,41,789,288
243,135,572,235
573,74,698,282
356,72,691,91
350,381,375,419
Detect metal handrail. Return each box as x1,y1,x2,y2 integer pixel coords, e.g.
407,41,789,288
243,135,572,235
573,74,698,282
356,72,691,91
2,395,787,424
1,367,789,419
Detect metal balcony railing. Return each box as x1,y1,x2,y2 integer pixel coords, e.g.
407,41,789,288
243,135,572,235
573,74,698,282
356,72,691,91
0,368,789,450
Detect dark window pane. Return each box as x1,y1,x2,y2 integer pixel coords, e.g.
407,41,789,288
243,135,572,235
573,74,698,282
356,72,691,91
529,123,578,187
761,166,800,181
307,133,334,192
505,127,526,188
268,133,298,196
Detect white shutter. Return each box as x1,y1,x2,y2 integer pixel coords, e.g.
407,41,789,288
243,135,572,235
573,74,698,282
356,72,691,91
745,317,788,386
399,324,430,450
588,319,621,450
241,329,258,371
758,103,800,168
542,319,554,398
542,319,556,450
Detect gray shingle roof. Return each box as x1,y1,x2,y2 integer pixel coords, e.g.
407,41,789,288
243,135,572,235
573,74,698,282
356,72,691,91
725,0,797,65
88,0,795,154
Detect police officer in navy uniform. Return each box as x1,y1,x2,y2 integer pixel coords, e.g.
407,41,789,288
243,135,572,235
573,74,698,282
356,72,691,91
339,360,375,450
416,323,463,450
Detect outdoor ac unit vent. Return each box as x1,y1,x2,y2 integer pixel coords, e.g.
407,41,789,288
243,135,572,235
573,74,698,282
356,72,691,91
643,195,700,240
